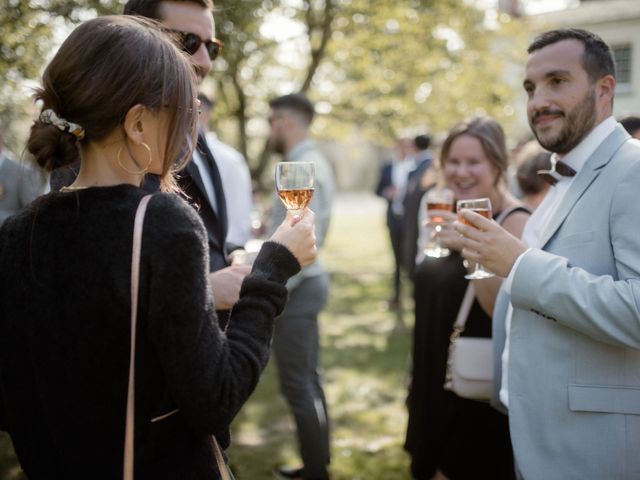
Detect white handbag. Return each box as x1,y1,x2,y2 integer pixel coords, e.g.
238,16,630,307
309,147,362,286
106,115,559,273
443,206,523,401
443,283,493,400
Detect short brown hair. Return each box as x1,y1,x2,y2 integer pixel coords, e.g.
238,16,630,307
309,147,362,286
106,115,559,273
528,28,615,84
269,93,315,126
439,117,509,186
27,15,198,192
123,0,213,20
516,148,552,195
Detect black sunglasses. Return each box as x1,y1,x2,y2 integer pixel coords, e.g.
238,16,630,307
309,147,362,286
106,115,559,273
169,30,224,60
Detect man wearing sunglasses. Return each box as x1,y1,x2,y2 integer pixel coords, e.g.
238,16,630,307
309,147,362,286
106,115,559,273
124,0,249,317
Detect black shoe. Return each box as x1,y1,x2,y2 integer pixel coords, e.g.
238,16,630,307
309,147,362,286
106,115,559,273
273,466,303,479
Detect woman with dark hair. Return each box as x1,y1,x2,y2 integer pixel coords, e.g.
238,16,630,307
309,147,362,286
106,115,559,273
405,117,529,480
0,16,317,479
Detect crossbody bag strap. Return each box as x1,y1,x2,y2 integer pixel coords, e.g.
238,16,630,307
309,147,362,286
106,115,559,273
210,436,232,480
124,194,152,480
453,282,476,331
123,194,232,480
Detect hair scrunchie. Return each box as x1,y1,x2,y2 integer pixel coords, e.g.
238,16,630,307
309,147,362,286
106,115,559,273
39,109,85,140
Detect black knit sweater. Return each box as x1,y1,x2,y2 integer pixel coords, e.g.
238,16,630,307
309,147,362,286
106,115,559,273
0,184,300,479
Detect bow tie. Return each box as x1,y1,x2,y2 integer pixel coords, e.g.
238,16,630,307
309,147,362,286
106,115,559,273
537,160,576,186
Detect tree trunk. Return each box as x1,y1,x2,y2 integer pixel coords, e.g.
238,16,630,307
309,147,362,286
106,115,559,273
251,0,336,186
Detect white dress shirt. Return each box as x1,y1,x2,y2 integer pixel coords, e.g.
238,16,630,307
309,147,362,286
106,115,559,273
499,116,617,408
205,132,253,246
391,157,416,216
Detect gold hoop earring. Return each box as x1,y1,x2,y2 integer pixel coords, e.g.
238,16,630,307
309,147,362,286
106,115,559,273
116,142,153,175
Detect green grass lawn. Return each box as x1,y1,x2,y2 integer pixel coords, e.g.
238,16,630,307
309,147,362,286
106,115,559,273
229,193,414,479
0,192,415,479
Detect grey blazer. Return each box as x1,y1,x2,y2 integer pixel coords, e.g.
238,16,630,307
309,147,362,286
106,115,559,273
493,125,640,479
0,154,45,225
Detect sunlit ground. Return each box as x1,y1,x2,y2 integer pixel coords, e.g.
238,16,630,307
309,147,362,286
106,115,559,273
229,192,415,479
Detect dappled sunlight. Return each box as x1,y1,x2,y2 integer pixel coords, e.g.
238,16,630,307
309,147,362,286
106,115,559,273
230,193,413,479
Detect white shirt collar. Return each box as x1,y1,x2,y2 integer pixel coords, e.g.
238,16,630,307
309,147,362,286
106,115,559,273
552,115,617,177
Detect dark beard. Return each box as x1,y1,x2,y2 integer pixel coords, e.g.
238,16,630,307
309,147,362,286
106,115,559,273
532,88,597,154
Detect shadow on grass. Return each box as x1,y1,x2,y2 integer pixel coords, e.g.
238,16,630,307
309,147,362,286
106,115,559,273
229,263,415,480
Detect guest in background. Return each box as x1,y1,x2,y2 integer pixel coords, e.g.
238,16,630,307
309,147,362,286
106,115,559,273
402,133,435,278
405,117,529,480
0,126,47,225
514,142,551,211
198,92,253,247
267,93,335,480
620,114,640,139
375,136,414,309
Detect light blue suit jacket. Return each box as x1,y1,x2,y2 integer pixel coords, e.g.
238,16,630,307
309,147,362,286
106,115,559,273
493,124,640,479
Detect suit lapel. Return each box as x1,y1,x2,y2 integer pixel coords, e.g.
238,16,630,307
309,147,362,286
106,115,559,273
539,125,630,249
197,134,228,241
184,160,208,207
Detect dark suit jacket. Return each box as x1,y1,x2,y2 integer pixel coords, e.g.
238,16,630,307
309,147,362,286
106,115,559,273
375,163,395,225
177,133,229,272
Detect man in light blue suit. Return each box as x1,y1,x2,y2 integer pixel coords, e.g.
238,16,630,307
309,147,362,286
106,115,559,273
456,29,640,479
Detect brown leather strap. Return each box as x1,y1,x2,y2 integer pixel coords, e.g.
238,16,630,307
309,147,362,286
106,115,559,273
123,194,231,480
211,435,231,480
124,194,152,480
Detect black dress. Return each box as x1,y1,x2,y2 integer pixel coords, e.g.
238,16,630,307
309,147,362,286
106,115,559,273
405,228,515,479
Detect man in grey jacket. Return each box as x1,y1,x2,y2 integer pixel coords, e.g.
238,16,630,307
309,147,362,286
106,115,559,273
268,93,335,480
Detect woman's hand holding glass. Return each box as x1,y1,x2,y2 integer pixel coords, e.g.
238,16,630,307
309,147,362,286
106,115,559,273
270,208,317,267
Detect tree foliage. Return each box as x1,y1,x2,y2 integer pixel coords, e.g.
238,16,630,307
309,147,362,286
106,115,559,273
0,0,122,149
312,0,529,142
212,0,529,186
0,0,530,177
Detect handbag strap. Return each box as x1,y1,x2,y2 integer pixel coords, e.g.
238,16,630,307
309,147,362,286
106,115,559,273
453,204,529,331
123,194,231,480
211,436,232,480
124,194,152,480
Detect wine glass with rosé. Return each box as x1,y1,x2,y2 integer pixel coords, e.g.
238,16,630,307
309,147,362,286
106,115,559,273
424,186,454,258
275,161,315,219
456,197,494,279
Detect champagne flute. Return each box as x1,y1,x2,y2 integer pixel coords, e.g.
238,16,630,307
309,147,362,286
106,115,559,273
456,197,494,279
424,186,454,258
275,161,315,219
